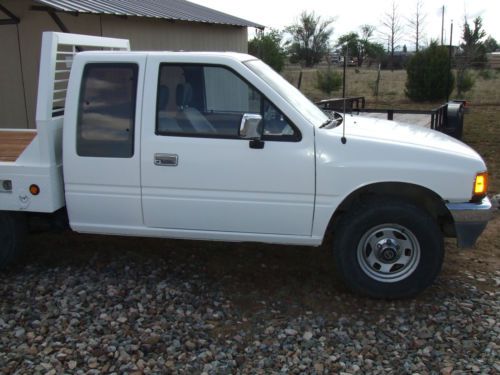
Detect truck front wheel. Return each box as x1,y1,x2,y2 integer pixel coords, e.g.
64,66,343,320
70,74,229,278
333,200,444,299
0,212,26,269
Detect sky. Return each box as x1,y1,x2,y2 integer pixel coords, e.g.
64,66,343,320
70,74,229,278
189,0,499,50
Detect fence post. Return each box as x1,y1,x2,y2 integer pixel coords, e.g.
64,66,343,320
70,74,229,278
374,64,381,99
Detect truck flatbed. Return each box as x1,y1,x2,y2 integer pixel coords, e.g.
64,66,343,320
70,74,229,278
0,130,37,162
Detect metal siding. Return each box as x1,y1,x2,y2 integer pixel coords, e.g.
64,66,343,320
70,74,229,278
488,53,500,69
101,16,247,53
0,0,248,129
0,25,27,129
35,0,263,28
0,0,102,129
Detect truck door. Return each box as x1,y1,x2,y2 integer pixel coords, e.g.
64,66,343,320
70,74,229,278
63,56,146,231
140,60,315,236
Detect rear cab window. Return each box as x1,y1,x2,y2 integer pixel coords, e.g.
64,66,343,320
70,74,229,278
77,63,138,158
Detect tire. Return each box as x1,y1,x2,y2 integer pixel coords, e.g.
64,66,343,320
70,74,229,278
445,103,464,140
333,200,444,299
0,212,26,270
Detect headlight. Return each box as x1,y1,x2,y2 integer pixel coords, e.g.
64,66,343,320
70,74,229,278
472,172,488,201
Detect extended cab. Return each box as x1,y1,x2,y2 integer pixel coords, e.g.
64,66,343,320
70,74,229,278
0,32,493,298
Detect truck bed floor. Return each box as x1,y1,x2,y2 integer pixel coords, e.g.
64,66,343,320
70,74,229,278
0,131,36,162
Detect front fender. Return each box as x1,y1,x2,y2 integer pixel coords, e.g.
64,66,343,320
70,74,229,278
312,125,486,239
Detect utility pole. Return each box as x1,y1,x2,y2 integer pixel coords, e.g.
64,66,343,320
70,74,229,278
446,20,453,102
342,45,348,98
441,5,445,45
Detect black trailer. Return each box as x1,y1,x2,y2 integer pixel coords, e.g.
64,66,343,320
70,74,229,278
316,97,467,140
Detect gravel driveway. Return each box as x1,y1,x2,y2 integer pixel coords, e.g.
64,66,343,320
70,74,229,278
1,216,498,374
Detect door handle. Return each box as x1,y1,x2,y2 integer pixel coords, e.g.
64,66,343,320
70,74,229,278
154,153,178,166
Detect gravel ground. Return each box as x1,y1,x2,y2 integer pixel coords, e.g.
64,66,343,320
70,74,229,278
0,214,499,374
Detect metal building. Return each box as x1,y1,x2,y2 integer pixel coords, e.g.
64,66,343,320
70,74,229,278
488,52,500,69
0,0,263,129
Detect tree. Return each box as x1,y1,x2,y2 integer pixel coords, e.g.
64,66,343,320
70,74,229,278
360,24,375,43
407,0,427,52
380,1,404,69
360,25,386,65
337,26,385,67
337,32,361,64
461,16,487,66
484,36,499,53
364,42,386,63
248,29,286,72
456,16,487,95
405,42,454,101
286,11,334,67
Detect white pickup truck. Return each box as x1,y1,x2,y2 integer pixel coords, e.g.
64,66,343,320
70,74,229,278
0,32,493,298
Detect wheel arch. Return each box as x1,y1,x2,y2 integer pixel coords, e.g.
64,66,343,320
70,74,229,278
324,182,455,244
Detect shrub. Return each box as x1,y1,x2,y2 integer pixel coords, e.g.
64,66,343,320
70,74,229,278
477,69,494,80
315,68,342,96
405,42,454,101
456,70,475,95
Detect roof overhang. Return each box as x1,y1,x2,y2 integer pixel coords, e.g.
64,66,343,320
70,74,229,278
0,3,20,25
33,0,264,29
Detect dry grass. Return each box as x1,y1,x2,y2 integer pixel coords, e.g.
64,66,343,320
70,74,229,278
283,66,500,105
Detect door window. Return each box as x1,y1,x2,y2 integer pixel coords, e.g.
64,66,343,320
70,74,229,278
156,64,300,141
77,63,138,158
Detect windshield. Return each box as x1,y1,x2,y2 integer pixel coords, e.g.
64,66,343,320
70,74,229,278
244,59,328,127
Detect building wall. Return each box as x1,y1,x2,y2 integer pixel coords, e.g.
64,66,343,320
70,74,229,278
0,22,27,129
0,0,249,129
488,53,500,69
101,15,248,53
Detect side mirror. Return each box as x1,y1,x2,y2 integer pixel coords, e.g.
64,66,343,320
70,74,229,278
239,113,262,139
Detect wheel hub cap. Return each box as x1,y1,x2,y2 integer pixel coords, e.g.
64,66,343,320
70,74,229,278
357,224,421,283
376,238,401,262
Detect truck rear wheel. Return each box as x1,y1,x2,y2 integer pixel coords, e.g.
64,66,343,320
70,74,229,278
0,212,26,269
333,200,444,299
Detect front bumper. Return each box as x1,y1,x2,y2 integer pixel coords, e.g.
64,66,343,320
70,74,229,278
446,197,493,248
